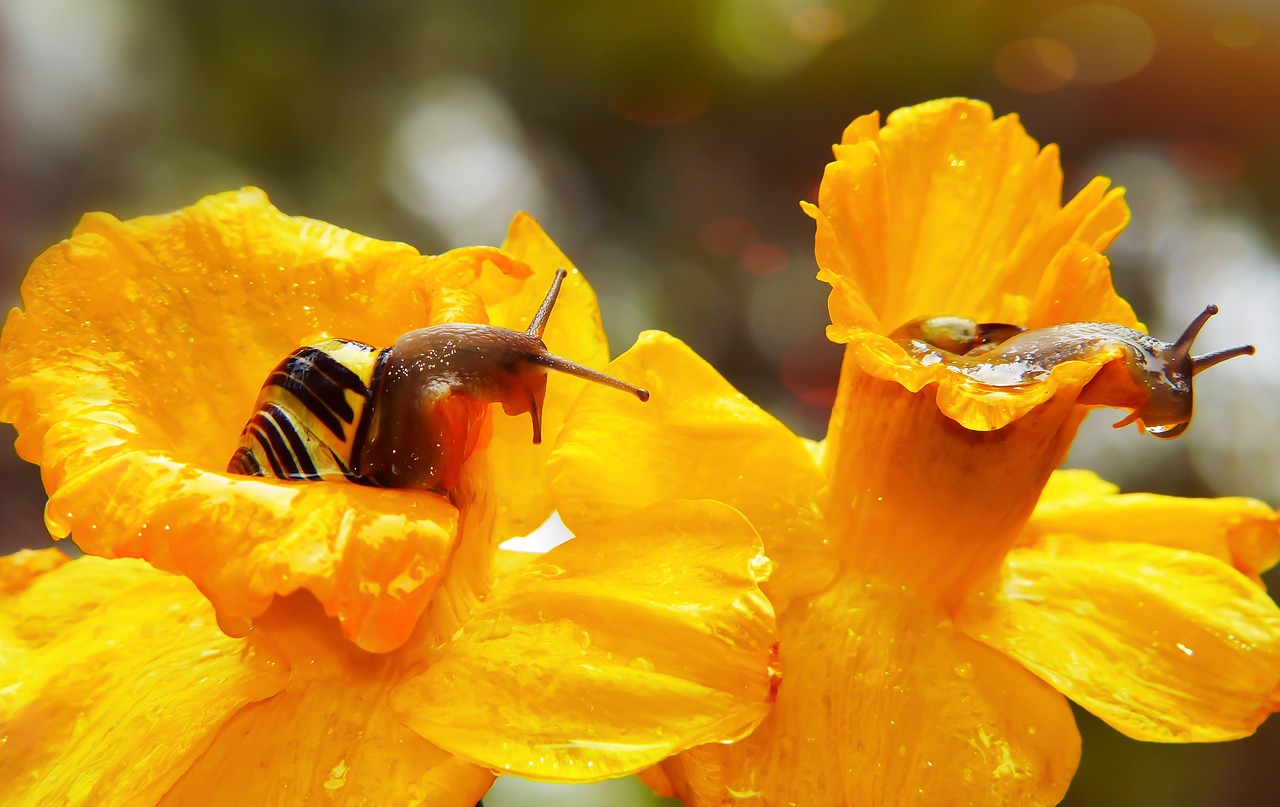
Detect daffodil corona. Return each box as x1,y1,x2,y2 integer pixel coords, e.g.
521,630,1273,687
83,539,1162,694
0,190,779,805
548,99,1280,806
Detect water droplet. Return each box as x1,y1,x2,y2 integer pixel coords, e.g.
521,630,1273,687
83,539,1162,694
953,662,975,680
323,758,349,790
630,656,655,672
747,554,773,582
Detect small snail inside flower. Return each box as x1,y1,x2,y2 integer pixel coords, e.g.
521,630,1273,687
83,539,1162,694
892,305,1254,438
228,268,649,492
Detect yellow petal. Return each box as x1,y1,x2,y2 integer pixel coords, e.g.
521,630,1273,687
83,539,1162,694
549,330,835,611
0,188,488,652
958,537,1280,741
811,98,1131,334
661,576,1079,806
159,593,493,806
1026,472,1280,580
394,500,778,782
479,212,612,541
0,554,287,807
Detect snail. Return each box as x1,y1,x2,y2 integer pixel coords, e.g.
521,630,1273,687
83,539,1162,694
228,268,649,492
892,305,1254,438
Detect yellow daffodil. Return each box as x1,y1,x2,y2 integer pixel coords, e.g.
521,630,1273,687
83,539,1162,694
0,189,778,805
548,99,1280,806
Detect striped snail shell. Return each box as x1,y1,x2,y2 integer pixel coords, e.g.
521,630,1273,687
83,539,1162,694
228,269,648,493
892,305,1254,438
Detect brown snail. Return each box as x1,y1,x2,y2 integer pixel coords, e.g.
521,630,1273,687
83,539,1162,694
892,305,1254,438
228,269,648,492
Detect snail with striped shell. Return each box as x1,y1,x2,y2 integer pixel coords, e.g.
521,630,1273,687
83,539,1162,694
893,305,1254,438
228,269,648,493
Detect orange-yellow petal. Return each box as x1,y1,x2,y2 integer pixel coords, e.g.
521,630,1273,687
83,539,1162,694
0,547,69,593
1027,470,1280,580
158,593,493,806
0,188,524,652
958,537,1280,742
0,553,287,806
394,500,778,782
660,576,1079,806
48,459,460,654
478,212,613,541
810,98,1130,334
549,330,834,611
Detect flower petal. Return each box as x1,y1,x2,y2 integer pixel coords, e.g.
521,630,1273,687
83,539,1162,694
0,188,509,652
394,500,778,782
548,330,835,611
1026,471,1280,580
0,553,287,806
479,212,613,541
958,537,1280,741
810,98,1130,335
158,593,493,806
49,459,460,653
656,576,1079,806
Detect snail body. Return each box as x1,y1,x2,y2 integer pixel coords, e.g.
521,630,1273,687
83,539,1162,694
228,269,648,492
893,305,1253,438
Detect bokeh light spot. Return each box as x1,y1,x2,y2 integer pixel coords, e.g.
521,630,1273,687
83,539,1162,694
384,75,548,244
739,243,789,276
1168,139,1245,184
1213,15,1263,49
993,37,1077,93
701,216,759,257
715,0,821,78
1040,4,1155,84
779,337,839,407
612,82,711,127
790,7,846,45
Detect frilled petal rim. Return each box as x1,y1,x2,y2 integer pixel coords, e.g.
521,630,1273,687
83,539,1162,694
808,98,1131,336
393,500,778,782
958,537,1280,742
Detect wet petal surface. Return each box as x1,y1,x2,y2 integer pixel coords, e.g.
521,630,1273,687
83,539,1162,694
959,537,1280,741
395,500,778,782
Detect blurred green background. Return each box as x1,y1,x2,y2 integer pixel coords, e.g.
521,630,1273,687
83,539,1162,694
2,1,1278,804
